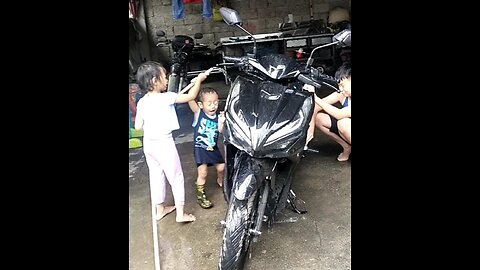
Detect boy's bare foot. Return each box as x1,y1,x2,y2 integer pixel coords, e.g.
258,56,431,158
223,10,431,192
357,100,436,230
337,146,351,162
176,213,196,223
156,206,176,221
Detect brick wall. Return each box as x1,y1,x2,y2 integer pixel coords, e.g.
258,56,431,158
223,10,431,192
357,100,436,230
143,0,350,63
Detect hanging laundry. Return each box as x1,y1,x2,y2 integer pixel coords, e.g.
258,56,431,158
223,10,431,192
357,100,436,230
172,0,212,20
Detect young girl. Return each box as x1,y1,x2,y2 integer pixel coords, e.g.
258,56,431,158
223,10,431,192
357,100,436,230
188,87,225,209
135,61,208,222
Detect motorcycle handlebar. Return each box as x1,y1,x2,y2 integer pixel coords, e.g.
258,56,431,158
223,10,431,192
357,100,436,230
298,74,322,90
310,68,339,87
298,68,341,93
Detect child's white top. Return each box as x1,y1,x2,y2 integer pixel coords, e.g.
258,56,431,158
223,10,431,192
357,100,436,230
136,92,180,139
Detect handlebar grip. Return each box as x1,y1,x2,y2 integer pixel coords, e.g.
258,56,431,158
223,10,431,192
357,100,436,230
309,68,341,93
298,74,322,89
310,68,338,86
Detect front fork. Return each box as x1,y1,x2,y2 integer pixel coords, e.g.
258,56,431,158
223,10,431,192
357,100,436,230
168,62,185,93
251,180,269,243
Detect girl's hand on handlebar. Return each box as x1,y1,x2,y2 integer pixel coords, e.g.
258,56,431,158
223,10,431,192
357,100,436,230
190,73,208,84
197,72,208,82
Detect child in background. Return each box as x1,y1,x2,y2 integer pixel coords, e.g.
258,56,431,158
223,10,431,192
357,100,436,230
188,87,225,209
307,63,351,161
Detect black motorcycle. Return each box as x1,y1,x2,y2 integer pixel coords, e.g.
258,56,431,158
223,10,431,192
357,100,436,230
216,8,351,270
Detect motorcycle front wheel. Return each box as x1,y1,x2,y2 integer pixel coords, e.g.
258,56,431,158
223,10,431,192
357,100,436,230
219,178,265,270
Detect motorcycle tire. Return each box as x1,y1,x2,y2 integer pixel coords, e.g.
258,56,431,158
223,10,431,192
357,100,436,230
167,73,180,93
219,185,261,270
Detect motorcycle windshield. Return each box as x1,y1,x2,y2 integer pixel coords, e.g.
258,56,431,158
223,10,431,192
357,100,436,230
224,75,313,158
257,54,302,79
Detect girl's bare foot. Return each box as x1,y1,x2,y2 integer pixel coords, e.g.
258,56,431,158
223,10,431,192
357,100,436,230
217,178,223,188
176,213,196,223
156,206,176,221
337,146,351,162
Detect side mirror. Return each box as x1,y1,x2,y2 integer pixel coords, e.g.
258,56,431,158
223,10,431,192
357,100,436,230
306,29,351,68
333,29,351,47
219,7,243,26
220,7,257,57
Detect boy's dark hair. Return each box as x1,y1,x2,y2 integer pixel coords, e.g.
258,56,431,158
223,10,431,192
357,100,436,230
335,62,351,81
196,87,219,102
136,61,166,92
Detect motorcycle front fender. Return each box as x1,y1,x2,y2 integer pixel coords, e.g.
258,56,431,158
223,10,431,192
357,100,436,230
232,154,260,201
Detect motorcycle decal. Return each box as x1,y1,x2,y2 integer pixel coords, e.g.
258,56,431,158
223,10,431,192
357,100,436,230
268,64,286,78
248,60,270,76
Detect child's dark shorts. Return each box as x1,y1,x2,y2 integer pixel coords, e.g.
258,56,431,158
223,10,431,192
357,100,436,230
329,115,341,137
194,146,225,167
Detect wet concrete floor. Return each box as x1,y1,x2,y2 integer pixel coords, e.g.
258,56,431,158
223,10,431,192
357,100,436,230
129,77,351,270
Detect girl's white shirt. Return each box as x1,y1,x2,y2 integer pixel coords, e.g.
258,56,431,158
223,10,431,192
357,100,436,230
136,92,180,139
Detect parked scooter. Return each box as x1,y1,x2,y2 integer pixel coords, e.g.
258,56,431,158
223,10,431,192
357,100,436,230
216,7,351,270
156,31,219,93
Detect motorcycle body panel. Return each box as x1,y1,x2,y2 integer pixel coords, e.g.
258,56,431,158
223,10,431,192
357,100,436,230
223,74,314,159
